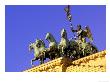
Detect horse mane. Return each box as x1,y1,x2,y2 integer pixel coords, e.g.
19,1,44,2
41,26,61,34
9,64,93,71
48,33,57,43
40,40,45,47
61,29,68,39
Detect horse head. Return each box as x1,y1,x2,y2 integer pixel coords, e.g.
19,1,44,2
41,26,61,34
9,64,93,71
45,33,56,43
29,42,35,52
61,28,67,38
35,39,45,48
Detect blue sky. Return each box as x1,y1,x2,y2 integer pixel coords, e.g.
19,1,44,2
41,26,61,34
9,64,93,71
5,5,106,72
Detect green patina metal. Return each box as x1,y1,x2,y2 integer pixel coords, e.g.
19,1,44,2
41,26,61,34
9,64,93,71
28,5,98,66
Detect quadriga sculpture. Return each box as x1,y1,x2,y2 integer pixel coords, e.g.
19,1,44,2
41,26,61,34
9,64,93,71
28,5,98,66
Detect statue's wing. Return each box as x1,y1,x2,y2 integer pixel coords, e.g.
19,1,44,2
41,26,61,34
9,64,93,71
85,26,93,42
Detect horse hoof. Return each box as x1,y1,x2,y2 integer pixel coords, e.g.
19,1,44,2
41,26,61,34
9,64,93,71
32,65,34,67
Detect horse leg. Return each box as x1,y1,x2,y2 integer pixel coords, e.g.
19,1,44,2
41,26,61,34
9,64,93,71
61,47,64,57
83,49,85,57
40,58,44,64
40,59,42,64
62,47,64,54
50,53,53,60
40,56,44,64
31,57,37,66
